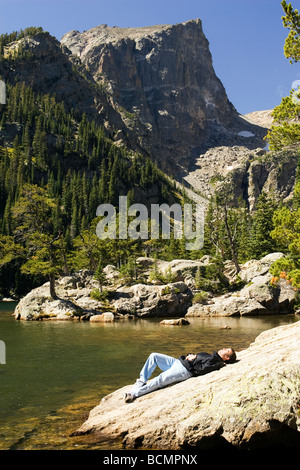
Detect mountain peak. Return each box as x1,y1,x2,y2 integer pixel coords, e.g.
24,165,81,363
61,19,203,61
61,18,266,178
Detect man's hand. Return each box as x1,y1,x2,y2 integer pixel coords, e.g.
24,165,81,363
186,354,197,361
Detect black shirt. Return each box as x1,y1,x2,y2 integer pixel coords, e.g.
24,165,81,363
179,351,225,377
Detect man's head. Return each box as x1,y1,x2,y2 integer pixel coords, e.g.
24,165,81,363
218,347,236,364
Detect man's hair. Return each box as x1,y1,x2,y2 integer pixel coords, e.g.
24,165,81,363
225,348,236,364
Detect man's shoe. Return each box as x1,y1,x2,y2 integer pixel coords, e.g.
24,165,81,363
123,392,135,403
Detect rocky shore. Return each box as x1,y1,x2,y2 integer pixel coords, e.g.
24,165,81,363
11,252,300,450
13,252,297,321
72,320,300,450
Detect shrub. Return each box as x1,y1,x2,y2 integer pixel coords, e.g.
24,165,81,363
90,288,110,302
192,291,209,305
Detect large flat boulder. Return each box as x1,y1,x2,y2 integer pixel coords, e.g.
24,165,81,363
239,252,285,282
13,271,192,320
187,253,296,317
112,282,192,317
72,321,300,450
13,271,100,320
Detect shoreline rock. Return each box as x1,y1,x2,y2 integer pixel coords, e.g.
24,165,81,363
112,282,192,318
13,271,193,321
72,320,300,450
13,253,297,321
159,318,190,326
187,253,296,317
89,312,115,323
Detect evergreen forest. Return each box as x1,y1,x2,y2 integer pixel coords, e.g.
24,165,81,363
0,2,300,301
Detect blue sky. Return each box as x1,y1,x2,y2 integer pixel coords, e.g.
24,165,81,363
0,0,299,114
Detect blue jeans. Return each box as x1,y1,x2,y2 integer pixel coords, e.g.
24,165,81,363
130,352,192,398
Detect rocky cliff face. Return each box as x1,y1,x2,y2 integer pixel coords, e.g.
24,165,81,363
61,20,267,178
1,24,285,206
184,145,299,210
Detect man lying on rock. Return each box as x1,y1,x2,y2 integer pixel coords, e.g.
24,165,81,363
124,348,236,403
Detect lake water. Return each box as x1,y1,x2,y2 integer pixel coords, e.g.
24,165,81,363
0,301,298,450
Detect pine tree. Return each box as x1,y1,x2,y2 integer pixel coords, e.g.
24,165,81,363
70,195,79,240
11,184,62,298
32,116,48,169
0,78,178,295
281,0,300,63
207,182,243,273
269,185,300,288
248,192,277,259
267,2,300,150
94,258,106,292
99,159,107,201
2,195,12,235
108,157,118,205
0,234,25,268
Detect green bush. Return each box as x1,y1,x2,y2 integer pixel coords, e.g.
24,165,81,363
90,288,110,302
192,291,209,304
149,264,176,284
